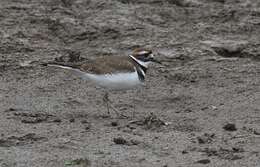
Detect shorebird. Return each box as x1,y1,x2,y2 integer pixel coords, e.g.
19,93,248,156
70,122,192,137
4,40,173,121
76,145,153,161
47,48,161,116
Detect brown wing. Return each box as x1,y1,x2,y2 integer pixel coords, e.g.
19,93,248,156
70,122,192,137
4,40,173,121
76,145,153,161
78,56,136,74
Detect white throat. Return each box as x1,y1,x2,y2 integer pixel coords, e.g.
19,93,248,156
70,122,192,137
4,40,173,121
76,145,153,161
129,55,150,68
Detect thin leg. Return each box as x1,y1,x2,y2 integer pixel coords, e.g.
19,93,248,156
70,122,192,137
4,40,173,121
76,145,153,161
132,86,143,119
103,92,127,118
131,89,137,119
103,92,110,115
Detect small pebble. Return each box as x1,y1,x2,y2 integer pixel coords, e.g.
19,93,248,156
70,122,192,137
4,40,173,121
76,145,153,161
130,139,141,145
196,159,210,164
53,118,61,123
182,150,188,154
4,108,16,112
85,126,90,130
81,120,88,124
223,123,237,131
253,129,260,135
232,147,244,153
69,118,75,123
111,121,118,126
113,137,127,145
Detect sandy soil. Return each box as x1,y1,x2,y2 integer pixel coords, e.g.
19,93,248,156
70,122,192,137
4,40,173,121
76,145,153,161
0,0,260,166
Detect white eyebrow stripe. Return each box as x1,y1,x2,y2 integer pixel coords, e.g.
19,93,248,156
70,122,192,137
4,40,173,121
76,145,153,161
138,51,149,55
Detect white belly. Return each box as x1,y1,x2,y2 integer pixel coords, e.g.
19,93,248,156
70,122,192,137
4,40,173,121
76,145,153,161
50,65,143,90
82,71,143,90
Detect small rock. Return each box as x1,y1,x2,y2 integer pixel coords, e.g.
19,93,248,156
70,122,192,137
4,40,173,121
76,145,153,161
19,60,33,67
113,137,127,145
182,150,188,154
122,128,132,133
21,118,43,124
196,159,210,164
253,129,260,135
69,118,75,123
81,120,88,124
201,106,209,110
210,0,225,3
111,121,118,126
223,123,237,131
197,136,207,144
232,147,244,153
64,158,91,166
211,105,217,110
167,0,201,7
4,108,17,112
54,50,83,63
184,108,193,113
126,124,136,129
85,125,91,130
52,118,61,123
130,139,141,145
197,133,215,144
9,108,16,111
229,155,243,160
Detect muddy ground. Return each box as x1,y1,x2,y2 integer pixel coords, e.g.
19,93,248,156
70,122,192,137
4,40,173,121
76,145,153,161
0,0,260,166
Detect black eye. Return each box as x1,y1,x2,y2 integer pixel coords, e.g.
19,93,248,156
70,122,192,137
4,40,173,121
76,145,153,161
137,54,151,62
138,54,148,58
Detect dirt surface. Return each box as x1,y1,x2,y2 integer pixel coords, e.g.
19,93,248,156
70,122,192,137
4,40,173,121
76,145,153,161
0,0,260,166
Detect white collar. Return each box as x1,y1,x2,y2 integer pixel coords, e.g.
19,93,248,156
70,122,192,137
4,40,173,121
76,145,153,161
129,55,150,68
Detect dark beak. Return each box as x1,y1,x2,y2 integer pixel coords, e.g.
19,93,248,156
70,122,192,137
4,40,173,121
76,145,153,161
150,57,162,64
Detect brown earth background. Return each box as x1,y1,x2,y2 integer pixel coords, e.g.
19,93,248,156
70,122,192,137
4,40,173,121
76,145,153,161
0,0,260,166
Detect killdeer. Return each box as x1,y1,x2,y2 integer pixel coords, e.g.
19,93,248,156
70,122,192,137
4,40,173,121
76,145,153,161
48,48,161,116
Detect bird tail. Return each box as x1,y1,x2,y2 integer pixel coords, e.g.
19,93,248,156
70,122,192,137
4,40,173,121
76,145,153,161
47,63,74,70
46,63,86,78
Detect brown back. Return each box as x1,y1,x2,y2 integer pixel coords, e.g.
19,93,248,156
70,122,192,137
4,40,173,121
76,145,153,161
55,56,138,75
